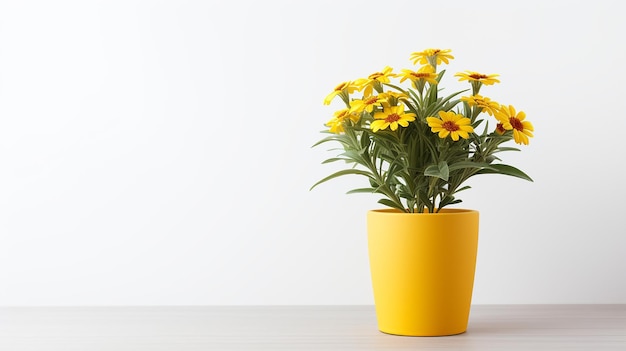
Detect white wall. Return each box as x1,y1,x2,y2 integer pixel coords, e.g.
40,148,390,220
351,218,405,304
0,0,624,305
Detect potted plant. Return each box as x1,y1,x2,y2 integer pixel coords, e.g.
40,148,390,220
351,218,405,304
311,49,534,336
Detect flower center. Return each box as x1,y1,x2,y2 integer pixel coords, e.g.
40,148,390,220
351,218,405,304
335,82,347,91
369,72,384,80
469,73,489,80
336,110,349,120
496,123,505,134
385,113,401,123
364,96,379,105
509,117,524,131
442,120,460,131
410,72,429,79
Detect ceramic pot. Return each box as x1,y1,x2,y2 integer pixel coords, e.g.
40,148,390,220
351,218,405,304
367,208,479,336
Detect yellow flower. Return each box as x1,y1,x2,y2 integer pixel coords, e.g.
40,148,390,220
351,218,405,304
399,65,439,86
365,66,395,83
323,81,360,105
314,49,536,213
325,108,359,134
325,118,344,134
494,105,534,145
455,71,500,85
371,105,416,132
349,95,386,114
355,66,395,97
461,95,500,116
410,49,454,66
426,111,474,141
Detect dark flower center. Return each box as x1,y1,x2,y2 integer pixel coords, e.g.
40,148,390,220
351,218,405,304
509,117,524,131
496,123,506,134
364,97,379,104
385,113,401,123
470,73,489,80
335,82,347,91
369,72,384,80
442,121,460,131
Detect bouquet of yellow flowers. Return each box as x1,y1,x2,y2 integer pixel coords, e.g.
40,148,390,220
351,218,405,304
312,49,534,213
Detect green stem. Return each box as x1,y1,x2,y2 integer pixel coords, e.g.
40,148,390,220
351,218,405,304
356,135,406,213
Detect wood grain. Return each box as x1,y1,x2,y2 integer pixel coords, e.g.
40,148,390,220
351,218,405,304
1,305,624,350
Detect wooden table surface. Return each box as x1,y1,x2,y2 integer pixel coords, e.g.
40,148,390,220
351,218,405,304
1,305,625,350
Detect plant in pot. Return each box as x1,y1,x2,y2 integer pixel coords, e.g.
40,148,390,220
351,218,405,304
311,48,534,336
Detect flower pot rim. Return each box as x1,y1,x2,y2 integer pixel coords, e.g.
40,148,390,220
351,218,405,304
369,208,478,215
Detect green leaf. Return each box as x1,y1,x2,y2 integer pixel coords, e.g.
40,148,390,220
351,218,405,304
486,155,500,163
310,169,376,191
475,164,533,182
382,83,408,95
340,150,365,163
368,178,379,188
407,89,422,107
321,157,350,164
310,134,347,148
346,188,374,194
423,90,467,117
494,147,521,153
360,134,371,149
448,161,495,172
473,118,485,129
424,161,449,181
417,191,433,208
439,194,463,209
443,199,462,206
377,198,406,212
454,185,472,193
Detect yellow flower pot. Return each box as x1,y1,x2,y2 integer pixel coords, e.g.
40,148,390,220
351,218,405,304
367,208,479,336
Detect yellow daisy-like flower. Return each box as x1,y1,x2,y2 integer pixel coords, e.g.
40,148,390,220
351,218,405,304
399,65,439,86
371,105,416,132
461,95,500,116
494,105,534,145
410,49,454,66
349,95,386,114
325,108,359,134
323,81,360,105
365,66,395,83
325,118,344,134
426,111,474,141
355,66,395,97
455,71,500,85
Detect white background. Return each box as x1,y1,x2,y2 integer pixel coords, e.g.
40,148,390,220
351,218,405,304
1,0,625,306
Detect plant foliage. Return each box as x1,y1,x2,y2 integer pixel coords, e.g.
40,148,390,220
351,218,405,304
312,49,534,213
